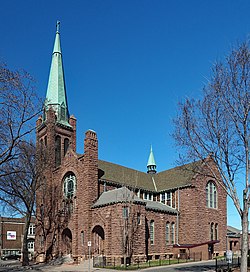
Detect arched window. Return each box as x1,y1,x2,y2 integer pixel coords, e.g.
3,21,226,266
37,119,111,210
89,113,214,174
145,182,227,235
166,222,170,244
213,186,217,208
63,173,77,199
210,223,214,240
81,231,84,246
55,135,61,167
171,223,175,244
64,138,69,156
150,220,154,245
68,179,74,194
137,213,141,225
215,223,218,240
206,181,217,208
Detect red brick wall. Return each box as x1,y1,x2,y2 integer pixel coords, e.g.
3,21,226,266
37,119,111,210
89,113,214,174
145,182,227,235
177,161,227,256
35,110,227,262
1,220,24,251
91,203,147,258
228,237,241,253
35,109,77,261
145,210,176,257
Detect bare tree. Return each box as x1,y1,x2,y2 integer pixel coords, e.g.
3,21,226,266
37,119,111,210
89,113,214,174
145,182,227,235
173,42,250,272
0,62,41,266
116,187,141,265
35,175,70,262
0,141,48,266
0,62,40,174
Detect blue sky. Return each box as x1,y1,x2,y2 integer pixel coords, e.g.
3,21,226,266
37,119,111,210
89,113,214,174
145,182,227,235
1,0,250,229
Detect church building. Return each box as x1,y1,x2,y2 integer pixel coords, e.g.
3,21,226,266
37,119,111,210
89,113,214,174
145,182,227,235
35,22,227,264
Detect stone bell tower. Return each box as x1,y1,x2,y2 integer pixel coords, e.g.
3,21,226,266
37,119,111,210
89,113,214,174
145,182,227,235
36,20,76,168
35,21,76,262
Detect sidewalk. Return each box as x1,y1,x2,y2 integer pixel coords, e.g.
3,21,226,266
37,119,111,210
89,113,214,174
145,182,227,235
32,259,115,272
31,259,216,272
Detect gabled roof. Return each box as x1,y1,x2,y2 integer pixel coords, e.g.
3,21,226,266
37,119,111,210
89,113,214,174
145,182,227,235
98,160,155,191
156,161,202,191
98,160,202,192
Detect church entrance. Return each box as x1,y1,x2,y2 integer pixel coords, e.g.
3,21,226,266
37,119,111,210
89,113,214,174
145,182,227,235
92,225,105,255
62,228,72,256
208,244,214,260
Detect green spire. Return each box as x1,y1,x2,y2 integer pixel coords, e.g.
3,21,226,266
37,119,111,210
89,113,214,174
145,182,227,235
44,21,70,127
147,145,157,174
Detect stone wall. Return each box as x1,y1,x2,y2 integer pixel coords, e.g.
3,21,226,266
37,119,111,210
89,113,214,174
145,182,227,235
35,109,227,262
177,160,227,256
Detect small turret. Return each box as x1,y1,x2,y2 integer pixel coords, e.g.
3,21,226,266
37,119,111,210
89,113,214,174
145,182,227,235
147,145,157,174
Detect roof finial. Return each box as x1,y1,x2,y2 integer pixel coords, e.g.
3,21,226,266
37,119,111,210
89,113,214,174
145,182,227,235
147,145,157,174
56,20,60,33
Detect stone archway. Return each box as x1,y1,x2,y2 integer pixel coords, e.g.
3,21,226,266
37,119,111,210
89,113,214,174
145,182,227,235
92,225,105,255
62,228,72,255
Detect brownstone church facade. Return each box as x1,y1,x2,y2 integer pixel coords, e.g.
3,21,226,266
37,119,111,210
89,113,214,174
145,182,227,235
35,22,227,263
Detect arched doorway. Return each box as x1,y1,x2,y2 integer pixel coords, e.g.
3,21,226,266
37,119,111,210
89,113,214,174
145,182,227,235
62,228,72,255
92,225,105,255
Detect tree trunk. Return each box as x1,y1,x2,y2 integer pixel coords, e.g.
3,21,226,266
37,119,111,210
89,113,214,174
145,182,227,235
22,214,31,266
241,202,249,272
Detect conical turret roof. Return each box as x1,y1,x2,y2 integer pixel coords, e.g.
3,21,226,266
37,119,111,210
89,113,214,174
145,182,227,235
147,145,157,174
44,21,70,127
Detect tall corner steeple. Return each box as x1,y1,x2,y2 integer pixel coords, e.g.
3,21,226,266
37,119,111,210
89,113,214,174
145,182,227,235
44,20,71,128
147,145,157,174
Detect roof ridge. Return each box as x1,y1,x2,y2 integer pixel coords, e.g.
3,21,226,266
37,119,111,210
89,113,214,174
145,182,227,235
98,159,147,175
157,160,203,174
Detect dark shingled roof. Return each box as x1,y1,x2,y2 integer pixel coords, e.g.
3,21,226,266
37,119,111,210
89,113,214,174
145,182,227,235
98,160,202,192
156,161,202,191
92,187,146,208
227,226,241,236
145,200,177,214
98,160,155,191
92,187,178,214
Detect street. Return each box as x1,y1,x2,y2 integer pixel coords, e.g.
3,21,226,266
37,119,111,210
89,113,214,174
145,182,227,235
142,260,215,271
0,259,217,272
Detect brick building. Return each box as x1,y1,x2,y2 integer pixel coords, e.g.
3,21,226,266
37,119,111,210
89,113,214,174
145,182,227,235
226,226,250,256
35,22,227,263
0,217,35,258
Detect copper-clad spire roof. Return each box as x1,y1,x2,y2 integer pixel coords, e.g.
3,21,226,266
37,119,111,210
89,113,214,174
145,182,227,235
147,145,157,174
44,21,70,127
